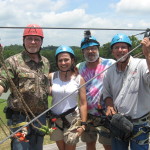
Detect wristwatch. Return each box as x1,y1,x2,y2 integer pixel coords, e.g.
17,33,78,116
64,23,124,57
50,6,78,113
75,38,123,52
81,122,87,126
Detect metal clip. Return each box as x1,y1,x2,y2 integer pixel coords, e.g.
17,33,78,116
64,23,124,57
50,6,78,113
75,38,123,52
144,28,150,38
139,125,150,134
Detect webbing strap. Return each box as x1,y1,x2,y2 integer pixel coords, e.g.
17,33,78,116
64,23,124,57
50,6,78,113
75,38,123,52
131,130,144,139
132,138,149,145
131,125,150,145
9,122,28,129
132,125,150,138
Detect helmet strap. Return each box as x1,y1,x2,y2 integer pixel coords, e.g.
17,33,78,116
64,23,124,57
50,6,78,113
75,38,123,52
59,69,70,79
58,64,75,79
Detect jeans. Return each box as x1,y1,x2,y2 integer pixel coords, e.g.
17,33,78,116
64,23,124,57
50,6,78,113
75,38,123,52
8,113,46,150
112,123,149,150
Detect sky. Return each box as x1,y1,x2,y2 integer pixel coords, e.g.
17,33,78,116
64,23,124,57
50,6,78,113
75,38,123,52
0,0,150,47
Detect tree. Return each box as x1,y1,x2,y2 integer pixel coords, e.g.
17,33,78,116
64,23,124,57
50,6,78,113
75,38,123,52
129,35,142,57
100,42,113,59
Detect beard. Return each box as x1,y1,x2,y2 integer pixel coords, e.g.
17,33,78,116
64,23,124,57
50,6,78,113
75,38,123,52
26,47,41,54
84,51,99,62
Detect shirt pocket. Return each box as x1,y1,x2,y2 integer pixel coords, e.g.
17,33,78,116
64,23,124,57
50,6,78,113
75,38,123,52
18,72,36,92
128,75,140,94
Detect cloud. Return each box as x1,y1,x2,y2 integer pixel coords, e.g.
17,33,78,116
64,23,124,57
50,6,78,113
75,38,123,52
112,0,150,14
0,0,150,47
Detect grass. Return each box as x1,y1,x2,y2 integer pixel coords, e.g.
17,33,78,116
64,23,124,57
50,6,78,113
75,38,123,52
0,97,54,150
0,100,7,123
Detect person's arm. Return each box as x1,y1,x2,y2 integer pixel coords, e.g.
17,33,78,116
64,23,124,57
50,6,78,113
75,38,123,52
105,97,116,116
141,37,150,72
78,76,87,122
0,85,4,96
77,76,87,135
102,67,117,116
48,73,53,96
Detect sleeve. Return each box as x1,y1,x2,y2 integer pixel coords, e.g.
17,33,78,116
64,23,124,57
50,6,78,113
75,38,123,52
76,63,80,69
140,59,150,86
102,68,113,101
0,58,16,92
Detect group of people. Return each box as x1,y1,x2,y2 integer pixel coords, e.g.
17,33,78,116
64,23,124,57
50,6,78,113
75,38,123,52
0,24,149,150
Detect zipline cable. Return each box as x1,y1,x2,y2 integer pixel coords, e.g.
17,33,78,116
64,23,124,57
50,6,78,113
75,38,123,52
0,42,142,144
0,26,148,32
0,28,149,144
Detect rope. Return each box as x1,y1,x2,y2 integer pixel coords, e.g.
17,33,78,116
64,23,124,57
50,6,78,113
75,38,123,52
133,51,143,58
0,46,43,128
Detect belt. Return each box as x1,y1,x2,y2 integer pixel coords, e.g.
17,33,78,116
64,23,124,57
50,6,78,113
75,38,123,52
13,109,40,117
50,106,77,130
60,106,77,117
132,113,150,125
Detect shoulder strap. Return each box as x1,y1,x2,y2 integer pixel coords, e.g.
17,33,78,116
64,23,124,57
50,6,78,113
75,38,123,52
53,71,59,80
73,74,80,85
51,71,59,84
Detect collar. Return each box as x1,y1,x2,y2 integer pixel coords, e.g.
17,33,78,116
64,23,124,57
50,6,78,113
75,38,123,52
116,56,132,73
22,50,42,64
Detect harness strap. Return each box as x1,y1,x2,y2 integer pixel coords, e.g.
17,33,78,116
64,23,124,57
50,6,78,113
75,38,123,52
61,116,70,129
132,113,150,125
9,122,28,129
132,125,150,138
131,125,150,145
132,137,149,145
60,106,77,129
50,106,77,131
55,123,64,131
60,106,77,117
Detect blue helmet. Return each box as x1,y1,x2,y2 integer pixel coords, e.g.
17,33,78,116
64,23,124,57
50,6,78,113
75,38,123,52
81,36,100,49
55,45,75,57
111,33,132,48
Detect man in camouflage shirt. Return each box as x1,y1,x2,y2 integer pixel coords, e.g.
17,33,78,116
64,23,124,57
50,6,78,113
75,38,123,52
0,24,50,150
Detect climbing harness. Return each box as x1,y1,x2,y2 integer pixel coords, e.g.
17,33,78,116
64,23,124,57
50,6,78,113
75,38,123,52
91,106,150,145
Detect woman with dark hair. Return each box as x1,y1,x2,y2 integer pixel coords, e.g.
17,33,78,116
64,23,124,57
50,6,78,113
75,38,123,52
48,45,87,150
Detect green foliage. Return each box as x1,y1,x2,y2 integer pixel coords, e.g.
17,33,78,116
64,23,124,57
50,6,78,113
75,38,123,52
129,35,142,57
0,100,7,123
3,45,23,59
2,36,143,72
100,42,113,58
73,47,85,64
41,49,56,72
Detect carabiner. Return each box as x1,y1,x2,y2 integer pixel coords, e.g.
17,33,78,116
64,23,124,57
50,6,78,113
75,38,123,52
144,28,150,38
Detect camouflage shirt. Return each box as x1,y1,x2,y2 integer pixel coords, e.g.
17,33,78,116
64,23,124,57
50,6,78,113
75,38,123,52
0,50,50,114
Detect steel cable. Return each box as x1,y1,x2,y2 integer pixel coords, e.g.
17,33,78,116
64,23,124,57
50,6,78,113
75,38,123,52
0,28,149,144
0,43,142,144
0,26,147,32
